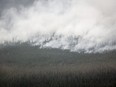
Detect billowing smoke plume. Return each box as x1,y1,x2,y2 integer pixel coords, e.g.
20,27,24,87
0,0,116,53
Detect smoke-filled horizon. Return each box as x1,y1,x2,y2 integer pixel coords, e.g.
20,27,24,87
0,0,116,53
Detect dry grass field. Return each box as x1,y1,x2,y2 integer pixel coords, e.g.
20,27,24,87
0,43,116,87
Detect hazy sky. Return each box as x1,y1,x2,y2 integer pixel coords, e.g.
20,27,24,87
0,0,116,53
0,0,34,13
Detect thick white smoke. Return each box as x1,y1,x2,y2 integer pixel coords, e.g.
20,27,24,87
0,0,116,53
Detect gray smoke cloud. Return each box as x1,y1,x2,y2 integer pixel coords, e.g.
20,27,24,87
0,0,116,53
